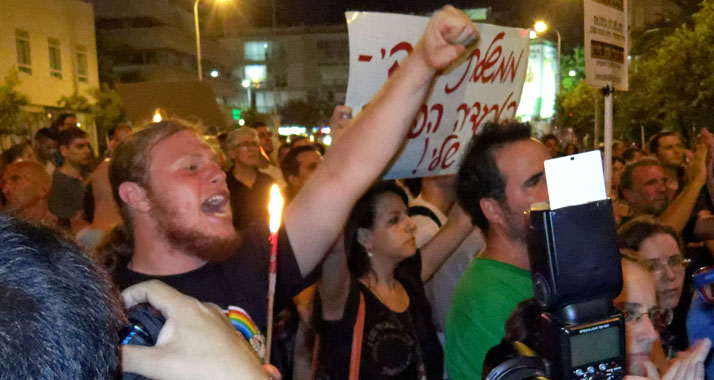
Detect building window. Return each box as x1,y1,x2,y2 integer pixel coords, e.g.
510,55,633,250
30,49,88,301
16,30,32,74
48,38,62,79
244,41,269,61
76,45,88,82
244,64,267,84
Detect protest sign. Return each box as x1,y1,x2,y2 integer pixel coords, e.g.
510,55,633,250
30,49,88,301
345,12,530,179
584,0,628,91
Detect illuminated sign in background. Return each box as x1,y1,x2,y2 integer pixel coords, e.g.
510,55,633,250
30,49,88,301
517,39,558,120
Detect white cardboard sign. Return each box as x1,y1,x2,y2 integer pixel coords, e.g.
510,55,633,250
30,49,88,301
584,0,628,91
345,12,530,179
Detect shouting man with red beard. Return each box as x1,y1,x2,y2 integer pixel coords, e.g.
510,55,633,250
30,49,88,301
99,5,479,376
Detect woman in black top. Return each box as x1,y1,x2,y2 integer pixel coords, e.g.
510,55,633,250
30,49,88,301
317,181,473,379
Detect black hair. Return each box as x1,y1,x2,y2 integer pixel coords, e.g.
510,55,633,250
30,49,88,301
52,112,77,130
34,127,58,142
541,133,558,145
617,216,683,253
648,131,679,155
344,181,408,278
57,126,87,147
622,147,643,162
249,121,268,129
0,215,124,379
456,121,533,231
280,145,320,181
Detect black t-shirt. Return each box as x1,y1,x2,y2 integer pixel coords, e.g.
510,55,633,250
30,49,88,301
317,252,443,380
113,223,307,361
225,169,275,231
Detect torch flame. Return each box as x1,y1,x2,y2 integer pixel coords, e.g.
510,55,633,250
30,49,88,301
268,184,284,233
152,109,163,123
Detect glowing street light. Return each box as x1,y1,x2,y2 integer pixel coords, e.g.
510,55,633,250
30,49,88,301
194,0,228,81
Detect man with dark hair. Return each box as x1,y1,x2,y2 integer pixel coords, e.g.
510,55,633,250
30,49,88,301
102,7,478,372
105,124,132,158
0,215,123,379
280,145,322,201
33,127,58,174
251,121,275,157
446,121,549,379
52,112,78,132
649,131,686,196
48,127,92,228
541,133,559,158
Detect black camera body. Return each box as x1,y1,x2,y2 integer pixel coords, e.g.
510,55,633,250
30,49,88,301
485,199,626,380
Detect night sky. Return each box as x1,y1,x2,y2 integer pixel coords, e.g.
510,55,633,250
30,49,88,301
244,0,585,52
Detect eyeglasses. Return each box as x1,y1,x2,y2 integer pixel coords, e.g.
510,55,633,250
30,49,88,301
694,266,714,303
620,249,690,276
235,141,259,150
619,305,674,331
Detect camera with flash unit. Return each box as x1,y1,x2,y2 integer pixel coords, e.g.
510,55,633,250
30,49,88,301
483,199,626,380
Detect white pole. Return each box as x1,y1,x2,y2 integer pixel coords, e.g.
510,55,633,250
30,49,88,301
593,96,599,150
604,86,613,195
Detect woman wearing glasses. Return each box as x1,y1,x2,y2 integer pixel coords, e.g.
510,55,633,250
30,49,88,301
618,216,691,360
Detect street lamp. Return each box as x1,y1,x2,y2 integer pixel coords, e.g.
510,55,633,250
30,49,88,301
194,0,227,81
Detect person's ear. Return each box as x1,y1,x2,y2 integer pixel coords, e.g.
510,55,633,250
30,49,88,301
287,174,301,187
480,197,506,228
118,182,151,212
356,227,373,252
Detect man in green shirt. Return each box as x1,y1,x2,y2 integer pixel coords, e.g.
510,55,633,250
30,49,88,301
446,122,550,379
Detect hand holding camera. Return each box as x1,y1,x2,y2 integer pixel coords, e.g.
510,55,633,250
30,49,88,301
120,280,273,380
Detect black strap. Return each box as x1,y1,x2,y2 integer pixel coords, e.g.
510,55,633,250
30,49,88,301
408,206,442,228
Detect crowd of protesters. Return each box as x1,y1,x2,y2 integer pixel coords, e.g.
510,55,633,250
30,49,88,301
2,6,714,380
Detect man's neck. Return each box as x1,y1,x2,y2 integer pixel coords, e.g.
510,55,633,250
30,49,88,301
20,202,56,225
480,228,530,271
60,162,83,180
130,218,207,275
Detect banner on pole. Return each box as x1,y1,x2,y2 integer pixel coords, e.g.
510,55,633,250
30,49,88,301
345,12,530,179
584,0,629,91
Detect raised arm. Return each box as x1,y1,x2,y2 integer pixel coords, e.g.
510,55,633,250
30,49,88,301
419,202,474,282
284,6,478,276
660,136,707,233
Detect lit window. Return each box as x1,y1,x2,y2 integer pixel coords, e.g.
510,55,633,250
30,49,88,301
48,38,62,79
244,41,269,61
16,30,32,74
76,45,88,82
244,64,266,84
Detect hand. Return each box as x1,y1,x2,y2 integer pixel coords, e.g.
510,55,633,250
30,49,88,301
121,280,271,380
688,135,707,187
329,105,352,143
414,5,479,70
643,338,711,380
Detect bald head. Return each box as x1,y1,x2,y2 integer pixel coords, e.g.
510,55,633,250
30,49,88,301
2,161,52,212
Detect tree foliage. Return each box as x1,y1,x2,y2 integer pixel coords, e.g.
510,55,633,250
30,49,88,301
615,0,714,143
89,84,126,138
0,70,30,134
554,80,599,140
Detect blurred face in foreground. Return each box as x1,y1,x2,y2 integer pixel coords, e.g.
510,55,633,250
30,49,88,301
614,260,660,376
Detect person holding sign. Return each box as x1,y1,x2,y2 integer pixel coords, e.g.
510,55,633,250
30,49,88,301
102,5,478,379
